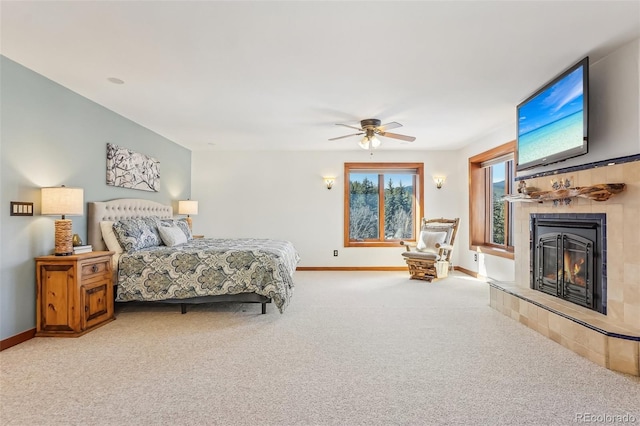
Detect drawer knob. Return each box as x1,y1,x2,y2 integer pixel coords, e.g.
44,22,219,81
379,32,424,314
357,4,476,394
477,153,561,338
92,265,99,273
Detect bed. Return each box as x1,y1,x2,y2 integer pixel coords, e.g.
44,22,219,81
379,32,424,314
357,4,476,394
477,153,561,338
87,199,299,314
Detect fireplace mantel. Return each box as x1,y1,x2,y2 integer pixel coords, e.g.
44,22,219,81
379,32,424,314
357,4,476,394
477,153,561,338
503,183,625,204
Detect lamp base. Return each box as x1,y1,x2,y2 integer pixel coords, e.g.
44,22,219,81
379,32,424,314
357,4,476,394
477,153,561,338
54,219,73,256
185,216,193,232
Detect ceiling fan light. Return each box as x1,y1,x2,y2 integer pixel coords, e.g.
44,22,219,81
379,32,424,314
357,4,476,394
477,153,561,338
359,136,370,150
370,135,381,148
330,118,414,147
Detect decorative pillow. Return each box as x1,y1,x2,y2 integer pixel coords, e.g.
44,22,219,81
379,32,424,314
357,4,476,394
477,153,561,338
112,218,162,253
422,225,453,244
99,221,123,255
160,218,193,240
424,223,452,232
416,230,448,253
158,223,188,247
176,218,193,240
142,216,163,241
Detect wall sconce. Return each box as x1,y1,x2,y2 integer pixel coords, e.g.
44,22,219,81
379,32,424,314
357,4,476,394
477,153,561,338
178,199,198,231
433,176,446,189
41,186,84,255
323,177,335,190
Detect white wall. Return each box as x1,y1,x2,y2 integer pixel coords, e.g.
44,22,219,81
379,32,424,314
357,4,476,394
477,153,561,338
191,37,638,277
191,150,460,267
455,37,640,283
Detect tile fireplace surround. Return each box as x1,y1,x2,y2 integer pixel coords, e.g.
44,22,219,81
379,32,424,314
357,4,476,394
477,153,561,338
490,159,640,376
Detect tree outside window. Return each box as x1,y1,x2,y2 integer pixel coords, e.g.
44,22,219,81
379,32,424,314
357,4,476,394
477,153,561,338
344,163,424,247
488,160,514,247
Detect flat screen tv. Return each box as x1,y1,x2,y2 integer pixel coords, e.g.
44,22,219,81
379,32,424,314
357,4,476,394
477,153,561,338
516,57,589,171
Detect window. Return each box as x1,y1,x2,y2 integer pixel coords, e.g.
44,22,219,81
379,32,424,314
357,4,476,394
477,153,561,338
469,141,515,259
486,156,514,247
344,163,424,247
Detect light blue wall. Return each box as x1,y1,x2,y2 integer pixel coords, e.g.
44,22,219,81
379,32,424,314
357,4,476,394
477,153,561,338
0,56,192,341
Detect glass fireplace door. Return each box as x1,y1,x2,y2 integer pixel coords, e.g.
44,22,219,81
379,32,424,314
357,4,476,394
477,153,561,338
562,234,593,309
535,232,594,309
537,233,561,297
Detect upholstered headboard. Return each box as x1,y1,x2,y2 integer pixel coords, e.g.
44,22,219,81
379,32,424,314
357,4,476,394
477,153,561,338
88,199,173,251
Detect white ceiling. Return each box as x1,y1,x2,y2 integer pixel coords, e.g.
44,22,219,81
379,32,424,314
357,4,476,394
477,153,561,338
1,1,639,152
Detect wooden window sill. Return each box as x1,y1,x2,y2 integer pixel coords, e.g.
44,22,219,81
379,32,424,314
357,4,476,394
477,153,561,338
470,245,515,260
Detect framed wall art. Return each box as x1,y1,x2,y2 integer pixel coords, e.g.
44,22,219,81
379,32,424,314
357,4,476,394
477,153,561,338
106,143,160,192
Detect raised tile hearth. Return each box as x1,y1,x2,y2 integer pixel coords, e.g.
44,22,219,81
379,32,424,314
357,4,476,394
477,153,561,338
491,158,640,375
490,281,640,376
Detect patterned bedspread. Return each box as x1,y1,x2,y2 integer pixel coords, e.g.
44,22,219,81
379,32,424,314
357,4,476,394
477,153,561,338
116,238,299,313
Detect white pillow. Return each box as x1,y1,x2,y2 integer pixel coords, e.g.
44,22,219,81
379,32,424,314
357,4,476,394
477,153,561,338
100,221,123,255
158,224,188,247
416,230,447,253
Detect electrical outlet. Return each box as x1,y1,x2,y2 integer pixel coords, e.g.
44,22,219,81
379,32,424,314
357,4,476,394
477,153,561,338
333,250,338,257
474,253,478,262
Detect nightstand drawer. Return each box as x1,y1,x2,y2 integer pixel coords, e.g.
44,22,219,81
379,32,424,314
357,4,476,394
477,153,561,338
81,259,110,280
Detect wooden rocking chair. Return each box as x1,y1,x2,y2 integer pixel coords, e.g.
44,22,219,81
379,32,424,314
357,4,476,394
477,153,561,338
400,218,460,281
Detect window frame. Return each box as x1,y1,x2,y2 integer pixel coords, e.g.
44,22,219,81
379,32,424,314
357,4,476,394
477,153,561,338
344,162,424,248
468,141,516,259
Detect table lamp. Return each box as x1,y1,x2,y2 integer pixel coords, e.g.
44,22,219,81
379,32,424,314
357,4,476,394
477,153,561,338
41,186,84,256
178,200,198,231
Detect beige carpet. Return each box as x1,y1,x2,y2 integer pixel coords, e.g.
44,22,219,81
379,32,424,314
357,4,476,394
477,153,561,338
1,271,639,425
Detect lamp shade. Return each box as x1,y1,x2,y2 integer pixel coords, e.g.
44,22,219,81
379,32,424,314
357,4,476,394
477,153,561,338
41,187,84,216
178,200,198,215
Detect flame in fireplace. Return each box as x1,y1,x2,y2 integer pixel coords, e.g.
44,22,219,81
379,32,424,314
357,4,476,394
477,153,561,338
564,251,586,287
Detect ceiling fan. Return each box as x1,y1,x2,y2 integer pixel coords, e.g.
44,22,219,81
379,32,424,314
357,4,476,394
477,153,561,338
329,118,416,149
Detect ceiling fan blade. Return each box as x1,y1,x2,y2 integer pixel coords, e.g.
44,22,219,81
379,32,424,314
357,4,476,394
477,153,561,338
335,123,363,131
329,132,364,141
378,121,402,131
379,131,416,142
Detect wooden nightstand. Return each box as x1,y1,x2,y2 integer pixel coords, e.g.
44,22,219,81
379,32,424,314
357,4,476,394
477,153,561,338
192,235,204,239
35,251,115,337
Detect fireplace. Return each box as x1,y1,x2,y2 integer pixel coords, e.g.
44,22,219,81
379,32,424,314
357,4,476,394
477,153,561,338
530,214,606,314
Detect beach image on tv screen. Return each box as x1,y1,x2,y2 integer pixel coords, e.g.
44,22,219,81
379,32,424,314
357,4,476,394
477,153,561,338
518,66,584,166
